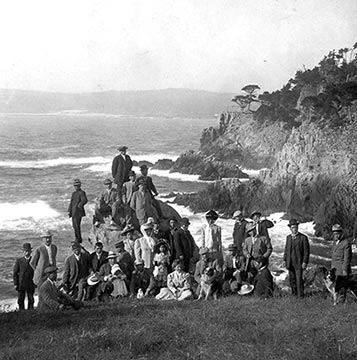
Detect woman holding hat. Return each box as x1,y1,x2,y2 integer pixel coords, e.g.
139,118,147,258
200,210,222,261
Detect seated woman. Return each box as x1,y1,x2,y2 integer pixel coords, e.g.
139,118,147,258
252,256,274,299
145,262,168,297
156,260,193,301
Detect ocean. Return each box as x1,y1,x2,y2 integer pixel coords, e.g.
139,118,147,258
0,113,332,305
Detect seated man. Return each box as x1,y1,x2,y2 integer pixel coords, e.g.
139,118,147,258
38,266,82,312
252,256,274,298
62,242,92,301
222,244,246,293
115,240,135,290
194,247,222,297
129,259,152,298
94,178,119,224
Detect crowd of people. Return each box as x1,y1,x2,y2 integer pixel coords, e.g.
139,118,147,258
12,146,355,311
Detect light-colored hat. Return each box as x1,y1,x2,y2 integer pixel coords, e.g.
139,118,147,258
238,284,254,295
233,210,242,219
87,274,100,286
103,178,113,185
135,259,144,266
332,224,343,232
40,230,53,238
111,264,121,276
107,251,117,260
44,265,58,274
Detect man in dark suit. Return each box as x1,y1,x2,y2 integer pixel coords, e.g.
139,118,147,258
330,224,352,303
163,218,179,263
283,219,310,298
62,242,92,301
232,210,249,252
250,210,274,240
173,217,199,273
112,145,133,195
30,230,57,286
13,243,36,310
68,178,88,243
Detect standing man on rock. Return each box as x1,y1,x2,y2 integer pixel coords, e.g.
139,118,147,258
283,219,310,298
30,230,57,287
232,210,249,252
68,178,88,243
112,145,133,195
13,243,36,310
330,224,352,303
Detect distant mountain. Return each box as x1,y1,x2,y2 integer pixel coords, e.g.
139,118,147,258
0,88,234,117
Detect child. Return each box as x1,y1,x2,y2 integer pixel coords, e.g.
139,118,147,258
153,242,170,276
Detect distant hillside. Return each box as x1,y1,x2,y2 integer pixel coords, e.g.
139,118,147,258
0,88,234,117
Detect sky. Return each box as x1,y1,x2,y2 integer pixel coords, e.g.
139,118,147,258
0,0,356,94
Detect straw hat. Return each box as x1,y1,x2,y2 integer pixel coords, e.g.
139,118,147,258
238,284,254,295
111,264,121,276
107,251,117,260
87,274,100,286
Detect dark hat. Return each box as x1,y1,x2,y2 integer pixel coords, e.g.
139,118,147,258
44,265,58,274
288,219,299,227
115,240,124,248
228,244,237,251
128,170,136,177
250,210,262,219
180,217,190,226
95,241,103,247
140,164,148,170
245,223,256,234
255,256,268,266
73,178,81,186
103,178,113,185
22,243,32,251
117,145,128,151
72,242,81,250
205,210,219,220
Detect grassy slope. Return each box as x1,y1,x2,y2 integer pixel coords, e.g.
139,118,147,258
1,295,357,360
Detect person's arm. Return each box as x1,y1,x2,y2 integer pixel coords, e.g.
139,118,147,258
30,249,39,270
173,231,184,260
67,195,73,217
263,237,273,258
167,273,177,294
302,235,310,269
111,157,117,178
283,236,289,267
13,259,19,290
62,258,70,290
130,192,136,211
78,191,88,209
134,239,142,262
193,262,201,284
343,241,352,275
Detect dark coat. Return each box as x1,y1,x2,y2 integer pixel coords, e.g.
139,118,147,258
89,251,109,273
256,219,274,239
63,253,92,291
135,175,158,196
243,235,273,260
173,228,197,264
162,227,178,261
38,279,62,312
232,219,249,251
117,251,135,279
283,233,310,270
68,189,88,218
130,268,151,294
13,257,35,291
253,267,274,298
112,154,133,186
331,237,352,276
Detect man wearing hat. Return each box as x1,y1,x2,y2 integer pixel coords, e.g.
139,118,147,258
330,224,352,303
250,210,274,240
252,256,274,298
30,230,57,286
222,244,245,293
13,243,35,310
116,240,134,289
94,178,119,224
68,178,88,243
62,242,92,301
136,164,163,219
200,210,222,261
173,217,199,273
232,210,249,252
129,259,151,298
242,222,273,282
38,266,82,312
111,145,133,195
122,170,138,227
194,247,222,296
162,218,179,263
130,181,154,225
120,225,142,259
283,219,310,298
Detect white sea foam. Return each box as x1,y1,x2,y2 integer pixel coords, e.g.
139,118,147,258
131,153,179,163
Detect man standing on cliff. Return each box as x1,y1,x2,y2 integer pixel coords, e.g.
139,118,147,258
68,178,88,243
112,145,133,195
283,219,310,298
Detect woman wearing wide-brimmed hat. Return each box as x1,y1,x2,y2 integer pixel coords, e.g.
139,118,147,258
200,210,222,261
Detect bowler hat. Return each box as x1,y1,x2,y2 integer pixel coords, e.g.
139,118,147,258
288,219,299,227
250,210,262,219
95,241,103,247
22,243,32,251
205,210,219,220
199,247,209,255
107,251,117,259
40,230,53,238
238,283,254,295
73,178,81,186
117,145,128,151
332,224,343,232
228,244,237,251
180,217,190,226
103,178,113,185
233,210,243,219
44,265,58,274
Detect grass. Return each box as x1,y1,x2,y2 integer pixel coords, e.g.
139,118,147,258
1,294,357,360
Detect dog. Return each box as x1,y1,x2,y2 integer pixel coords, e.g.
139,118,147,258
197,267,219,300
321,267,357,305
